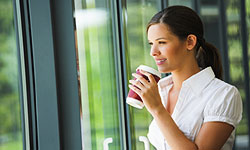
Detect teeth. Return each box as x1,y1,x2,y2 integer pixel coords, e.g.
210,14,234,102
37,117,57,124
157,59,166,62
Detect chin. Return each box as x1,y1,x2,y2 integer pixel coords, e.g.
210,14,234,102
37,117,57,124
157,66,170,74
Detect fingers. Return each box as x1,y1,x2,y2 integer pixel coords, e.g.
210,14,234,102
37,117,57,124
129,79,144,89
139,70,156,84
131,73,149,85
129,70,157,93
128,84,141,94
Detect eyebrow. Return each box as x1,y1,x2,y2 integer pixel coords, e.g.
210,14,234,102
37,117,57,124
148,37,168,42
156,37,167,40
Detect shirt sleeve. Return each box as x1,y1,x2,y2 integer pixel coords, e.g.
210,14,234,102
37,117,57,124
204,86,243,128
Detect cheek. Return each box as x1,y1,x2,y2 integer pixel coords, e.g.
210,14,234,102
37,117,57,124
169,43,186,57
159,45,177,57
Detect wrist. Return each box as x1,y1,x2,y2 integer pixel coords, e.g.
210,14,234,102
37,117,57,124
151,104,167,118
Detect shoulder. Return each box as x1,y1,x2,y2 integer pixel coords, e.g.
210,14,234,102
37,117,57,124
204,78,239,98
204,78,241,108
203,78,243,127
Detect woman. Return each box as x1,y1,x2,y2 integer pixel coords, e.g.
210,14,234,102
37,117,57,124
128,6,242,150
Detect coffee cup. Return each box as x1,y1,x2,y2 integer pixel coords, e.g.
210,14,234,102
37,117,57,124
126,65,161,109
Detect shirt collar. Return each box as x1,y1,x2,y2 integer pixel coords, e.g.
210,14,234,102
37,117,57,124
182,67,215,95
158,75,173,91
158,67,215,95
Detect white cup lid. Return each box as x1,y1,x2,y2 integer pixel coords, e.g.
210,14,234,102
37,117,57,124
137,65,161,78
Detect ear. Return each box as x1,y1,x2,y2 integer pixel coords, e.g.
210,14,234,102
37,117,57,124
186,34,197,51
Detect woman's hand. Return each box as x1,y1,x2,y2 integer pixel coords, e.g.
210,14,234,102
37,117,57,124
128,70,164,114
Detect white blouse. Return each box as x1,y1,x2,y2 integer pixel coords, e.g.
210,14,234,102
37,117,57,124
147,67,243,150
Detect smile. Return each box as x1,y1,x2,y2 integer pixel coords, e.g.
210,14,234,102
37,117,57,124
156,59,167,65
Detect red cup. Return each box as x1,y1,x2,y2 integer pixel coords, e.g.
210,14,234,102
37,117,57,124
126,65,161,109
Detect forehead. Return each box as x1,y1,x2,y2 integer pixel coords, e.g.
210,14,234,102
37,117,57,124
147,23,174,40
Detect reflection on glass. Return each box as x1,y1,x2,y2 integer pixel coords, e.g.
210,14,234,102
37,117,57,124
126,0,160,149
0,0,23,150
225,0,249,149
73,0,122,150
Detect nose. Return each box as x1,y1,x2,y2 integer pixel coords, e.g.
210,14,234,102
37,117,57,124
150,44,161,57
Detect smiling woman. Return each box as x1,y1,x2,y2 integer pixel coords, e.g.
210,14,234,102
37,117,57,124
128,5,243,150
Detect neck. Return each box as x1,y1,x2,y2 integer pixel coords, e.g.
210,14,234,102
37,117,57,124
171,63,200,91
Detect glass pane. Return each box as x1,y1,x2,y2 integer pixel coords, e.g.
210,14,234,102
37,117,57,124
0,0,23,150
199,0,222,53
225,0,249,149
126,0,160,149
73,0,122,150
248,1,250,148
246,0,250,148
168,0,193,8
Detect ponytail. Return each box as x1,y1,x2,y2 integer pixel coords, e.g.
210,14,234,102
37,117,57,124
196,41,223,80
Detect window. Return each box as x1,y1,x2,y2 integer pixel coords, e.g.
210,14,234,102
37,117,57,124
125,0,160,149
1,0,248,150
225,0,249,149
73,0,124,149
0,0,24,149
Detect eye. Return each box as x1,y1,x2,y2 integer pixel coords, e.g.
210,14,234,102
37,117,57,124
148,42,153,46
159,41,166,44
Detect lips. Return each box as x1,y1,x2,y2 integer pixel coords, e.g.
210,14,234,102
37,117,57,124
156,58,167,65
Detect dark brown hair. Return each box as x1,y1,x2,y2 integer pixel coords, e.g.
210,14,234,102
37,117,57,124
147,5,223,79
